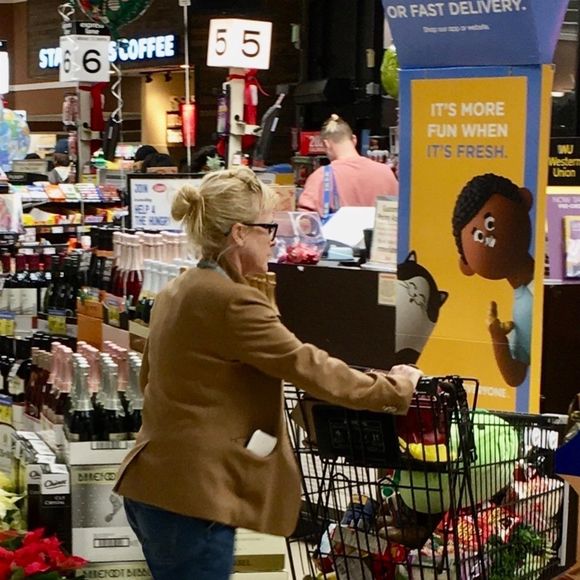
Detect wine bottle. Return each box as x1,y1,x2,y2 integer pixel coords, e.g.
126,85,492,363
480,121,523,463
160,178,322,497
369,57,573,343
42,255,61,314
101,358,127,441
0,336,13,396
7,337,32,405
65,358,96,442
0,254,12,313
13,255,30,315
126,354,143,439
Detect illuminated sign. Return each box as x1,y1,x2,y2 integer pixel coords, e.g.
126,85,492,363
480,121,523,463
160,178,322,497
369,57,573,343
39,34,177,70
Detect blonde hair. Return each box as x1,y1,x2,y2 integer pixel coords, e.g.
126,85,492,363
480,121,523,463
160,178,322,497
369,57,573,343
321,114,353,143
171,167,277,259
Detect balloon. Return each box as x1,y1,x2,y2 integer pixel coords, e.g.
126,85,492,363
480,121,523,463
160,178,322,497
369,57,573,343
0,103,31,171
76,0,153,38
381,45,399,100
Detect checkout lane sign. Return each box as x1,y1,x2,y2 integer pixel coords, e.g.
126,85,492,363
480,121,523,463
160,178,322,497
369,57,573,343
40,34,177,70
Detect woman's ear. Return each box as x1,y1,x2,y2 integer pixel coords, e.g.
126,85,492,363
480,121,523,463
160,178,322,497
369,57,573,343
230,223,246,247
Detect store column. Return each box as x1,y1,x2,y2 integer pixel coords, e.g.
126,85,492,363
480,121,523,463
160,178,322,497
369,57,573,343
384,0,568,413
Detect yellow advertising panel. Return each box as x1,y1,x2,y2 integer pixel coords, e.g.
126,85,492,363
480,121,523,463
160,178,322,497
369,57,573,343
398,67,552,412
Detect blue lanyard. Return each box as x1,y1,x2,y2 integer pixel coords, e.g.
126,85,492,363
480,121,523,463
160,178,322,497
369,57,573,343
197,259,228,279
322,164,339,221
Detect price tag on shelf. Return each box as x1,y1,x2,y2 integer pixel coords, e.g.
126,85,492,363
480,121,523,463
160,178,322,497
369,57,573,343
47,309,67,336
59,34,110,83
207,19,272,70
0,312,15,337
107,304,121,328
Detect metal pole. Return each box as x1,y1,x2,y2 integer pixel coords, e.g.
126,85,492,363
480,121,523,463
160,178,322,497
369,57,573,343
182,1,192,171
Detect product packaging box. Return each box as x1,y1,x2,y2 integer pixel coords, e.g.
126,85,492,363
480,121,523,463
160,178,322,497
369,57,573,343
234,529,286,573
65,438,135,466
14,432,72,552
77,560,151,579
77,313,103,349
70,462,144,563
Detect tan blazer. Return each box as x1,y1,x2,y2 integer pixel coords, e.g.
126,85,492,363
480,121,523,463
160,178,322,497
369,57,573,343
115,266,414,536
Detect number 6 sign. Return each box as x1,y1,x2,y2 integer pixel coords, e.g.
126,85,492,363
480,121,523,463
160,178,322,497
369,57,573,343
207,19,272,70
59,34,110,83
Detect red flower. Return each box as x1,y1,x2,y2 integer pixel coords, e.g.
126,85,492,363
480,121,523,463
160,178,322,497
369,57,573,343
0,528,86,578
22,529,45,546
23,560,51,575
0,560,10,580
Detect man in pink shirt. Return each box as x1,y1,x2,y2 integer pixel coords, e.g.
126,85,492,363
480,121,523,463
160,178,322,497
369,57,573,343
298,115,399,216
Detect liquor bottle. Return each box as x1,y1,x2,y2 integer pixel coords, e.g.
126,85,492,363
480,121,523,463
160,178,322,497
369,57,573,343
135,260,152,323
0,254,12,313
52,345,72,426
125,236,143,310
126,354,143,439
12,255,31,315
101,256,115,294
0,336,14,396
7,337,32,406
66,254,81,315
65,358,96,442
101,358,127,441
42,255,62,314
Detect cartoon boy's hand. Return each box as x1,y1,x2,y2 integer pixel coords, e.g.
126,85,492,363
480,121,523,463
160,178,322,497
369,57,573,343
488,301,514,341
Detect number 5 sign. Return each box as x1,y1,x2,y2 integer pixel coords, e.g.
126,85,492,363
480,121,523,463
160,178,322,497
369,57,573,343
59,34,110,83
207,19,272,70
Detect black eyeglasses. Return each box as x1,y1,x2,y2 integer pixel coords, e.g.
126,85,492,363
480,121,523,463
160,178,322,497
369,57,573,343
242,222,279,241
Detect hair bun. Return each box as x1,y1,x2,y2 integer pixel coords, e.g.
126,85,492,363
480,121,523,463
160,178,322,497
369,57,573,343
330,113,340,122
171,184,203,222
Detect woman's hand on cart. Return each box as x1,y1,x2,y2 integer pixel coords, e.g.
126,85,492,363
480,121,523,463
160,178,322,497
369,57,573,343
388,364,423,390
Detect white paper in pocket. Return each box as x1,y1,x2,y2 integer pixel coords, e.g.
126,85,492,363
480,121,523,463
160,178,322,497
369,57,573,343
246,430,277,458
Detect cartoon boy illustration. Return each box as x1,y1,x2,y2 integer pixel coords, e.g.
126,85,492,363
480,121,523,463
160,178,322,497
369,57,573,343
452,173,534,387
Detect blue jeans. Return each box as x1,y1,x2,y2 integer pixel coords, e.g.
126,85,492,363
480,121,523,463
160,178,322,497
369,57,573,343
124,498,236,580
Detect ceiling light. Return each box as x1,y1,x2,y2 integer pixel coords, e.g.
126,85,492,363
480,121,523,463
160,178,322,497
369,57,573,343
551,91,565,97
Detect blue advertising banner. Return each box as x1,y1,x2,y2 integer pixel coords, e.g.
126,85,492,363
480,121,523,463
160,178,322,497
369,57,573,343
382,0,567,67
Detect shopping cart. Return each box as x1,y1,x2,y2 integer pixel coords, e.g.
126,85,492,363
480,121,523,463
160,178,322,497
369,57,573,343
284,376,566,580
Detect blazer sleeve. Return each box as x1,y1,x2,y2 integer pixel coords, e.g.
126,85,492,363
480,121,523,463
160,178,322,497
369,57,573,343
223,287,414,414
139,339,150,395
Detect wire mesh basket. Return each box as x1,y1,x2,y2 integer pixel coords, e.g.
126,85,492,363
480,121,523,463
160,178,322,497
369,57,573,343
284,376,565,580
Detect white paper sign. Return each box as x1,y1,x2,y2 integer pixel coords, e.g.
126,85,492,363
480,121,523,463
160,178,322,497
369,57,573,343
369,196,398,270
0,47,8,95
59,35,110,83
130,177,202,231
207,19,272,70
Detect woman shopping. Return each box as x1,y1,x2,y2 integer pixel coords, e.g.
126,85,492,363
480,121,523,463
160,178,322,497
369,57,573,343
115,167,422,580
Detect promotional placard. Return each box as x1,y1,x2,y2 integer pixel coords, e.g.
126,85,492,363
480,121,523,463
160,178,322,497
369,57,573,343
128,175,203,231
397,66,552,413
546,187,580,282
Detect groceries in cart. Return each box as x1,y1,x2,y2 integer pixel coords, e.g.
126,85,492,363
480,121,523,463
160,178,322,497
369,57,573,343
285,376,566,580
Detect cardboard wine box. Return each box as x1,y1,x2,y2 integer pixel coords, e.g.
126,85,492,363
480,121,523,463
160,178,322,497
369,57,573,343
234,529,286,573
70,463,144,563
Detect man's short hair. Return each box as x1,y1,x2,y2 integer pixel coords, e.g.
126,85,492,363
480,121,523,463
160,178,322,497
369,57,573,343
321,114,353,143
